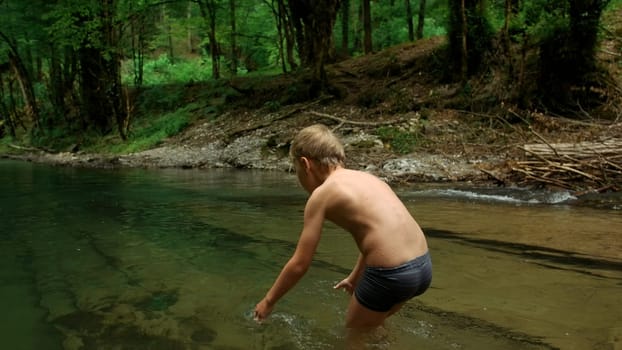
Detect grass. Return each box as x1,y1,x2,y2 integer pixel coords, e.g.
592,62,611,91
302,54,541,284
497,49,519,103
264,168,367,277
376,126,421,155
83,104,195,155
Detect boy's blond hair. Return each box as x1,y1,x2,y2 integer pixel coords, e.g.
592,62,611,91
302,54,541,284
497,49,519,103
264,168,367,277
290,124,345,167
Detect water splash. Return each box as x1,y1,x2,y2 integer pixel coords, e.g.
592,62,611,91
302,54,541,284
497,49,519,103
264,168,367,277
407,188,577,205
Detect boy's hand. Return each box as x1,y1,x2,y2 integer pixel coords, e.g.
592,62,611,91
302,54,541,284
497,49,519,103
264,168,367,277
254,297,274,322
334,278,355,295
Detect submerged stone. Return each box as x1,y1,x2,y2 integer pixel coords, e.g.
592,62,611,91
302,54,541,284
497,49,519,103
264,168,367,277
135,290,179,312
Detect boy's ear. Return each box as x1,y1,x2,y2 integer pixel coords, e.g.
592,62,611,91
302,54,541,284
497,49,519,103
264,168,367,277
299,156,312,171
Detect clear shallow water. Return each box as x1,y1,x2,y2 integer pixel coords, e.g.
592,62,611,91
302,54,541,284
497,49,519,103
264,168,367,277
0,160,620,350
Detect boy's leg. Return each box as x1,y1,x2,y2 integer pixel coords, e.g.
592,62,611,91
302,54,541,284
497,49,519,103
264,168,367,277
344,296,406,348
345,294,408,328
344,294,389,328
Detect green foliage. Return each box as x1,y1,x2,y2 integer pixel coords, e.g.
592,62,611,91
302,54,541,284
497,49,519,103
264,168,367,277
263,100,281,112
135,83,186,114
520,0,569,40
123,55,214,86
121,112,189,153
31,126,79,151
376,126,420,154
422,18,448,38
86,105,194,155
373,2,412,47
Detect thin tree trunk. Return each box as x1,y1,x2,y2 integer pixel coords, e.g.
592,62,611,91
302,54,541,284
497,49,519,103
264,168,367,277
187,1,194,53
278,0,297,71
0,75,16,137
130,1,145,86
460,0,468,83
8,51,40,131
0,31,40,132
268,0,287,73
229,0,238,75
341,0,350,56
48,44,66,121
416,0,426,39
197,0,220,79
503,0,513,77
362,0,372,54
162,5,174,60
405,0,414,41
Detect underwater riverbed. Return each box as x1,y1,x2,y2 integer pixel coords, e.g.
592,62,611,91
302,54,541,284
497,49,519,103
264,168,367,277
1,160,620,349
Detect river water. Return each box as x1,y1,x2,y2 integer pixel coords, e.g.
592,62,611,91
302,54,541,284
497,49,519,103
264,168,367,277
0,159,620,350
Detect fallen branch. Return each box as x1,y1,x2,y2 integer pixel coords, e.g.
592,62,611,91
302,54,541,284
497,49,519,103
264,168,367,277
511,138,622,192
528,127,559,157
226,97,333,140
306,110,405,127
479,167,506,185
523,139,622,158
9,144,42,152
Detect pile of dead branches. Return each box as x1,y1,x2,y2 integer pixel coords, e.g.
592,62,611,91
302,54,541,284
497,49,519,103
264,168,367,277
510,138,622,193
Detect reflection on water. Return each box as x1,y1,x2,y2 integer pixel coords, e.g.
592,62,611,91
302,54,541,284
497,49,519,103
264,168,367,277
0,160,620,350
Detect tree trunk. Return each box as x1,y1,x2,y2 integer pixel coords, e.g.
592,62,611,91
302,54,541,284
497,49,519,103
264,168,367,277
131,11,146,86
405,0,414,41
416,0,426,39
341,0,350,56
197,0,220,79
80,55,124,138
0,75,16,137
48,45,66,122
460,0,468,83
8,51,40,131
289,0,342,95
79,0,126,139
162,5,175,60
502,0,514,77
0,31,40,132
362,0,372,54
353,3,362,51
279,0,297,71
537,0,609,112
187,1,194,53
267,0,287,73
229,0,238,75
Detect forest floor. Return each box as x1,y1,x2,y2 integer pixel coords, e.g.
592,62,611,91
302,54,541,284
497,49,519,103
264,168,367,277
3,9,622,195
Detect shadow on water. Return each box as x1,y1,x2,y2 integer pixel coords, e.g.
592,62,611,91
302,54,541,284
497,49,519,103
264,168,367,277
400,303,557,350
426,229,622,279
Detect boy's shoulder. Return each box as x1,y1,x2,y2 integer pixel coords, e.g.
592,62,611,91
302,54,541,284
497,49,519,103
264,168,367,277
330,168,379,184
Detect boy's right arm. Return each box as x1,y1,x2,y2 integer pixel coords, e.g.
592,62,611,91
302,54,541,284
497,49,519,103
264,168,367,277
254,190,327,321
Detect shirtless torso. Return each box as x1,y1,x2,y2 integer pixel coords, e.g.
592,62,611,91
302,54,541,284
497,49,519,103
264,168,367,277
311,168,428,267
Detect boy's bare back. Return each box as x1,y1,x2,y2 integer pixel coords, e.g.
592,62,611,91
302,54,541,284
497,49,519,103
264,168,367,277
309,168,428,267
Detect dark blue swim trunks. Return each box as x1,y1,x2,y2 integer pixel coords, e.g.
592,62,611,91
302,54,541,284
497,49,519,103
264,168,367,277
355,251,432,312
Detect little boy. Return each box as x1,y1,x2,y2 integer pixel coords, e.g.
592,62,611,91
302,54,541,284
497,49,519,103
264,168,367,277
254,124,432,330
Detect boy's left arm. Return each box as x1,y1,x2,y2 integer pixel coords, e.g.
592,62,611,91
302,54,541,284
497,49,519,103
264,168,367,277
334,253,364,294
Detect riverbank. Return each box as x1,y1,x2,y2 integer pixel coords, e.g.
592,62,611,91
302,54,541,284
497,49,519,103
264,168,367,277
1,125,499,185
2,102,620,192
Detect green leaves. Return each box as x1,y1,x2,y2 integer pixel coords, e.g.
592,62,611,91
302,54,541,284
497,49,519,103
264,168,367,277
377,126,420,155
